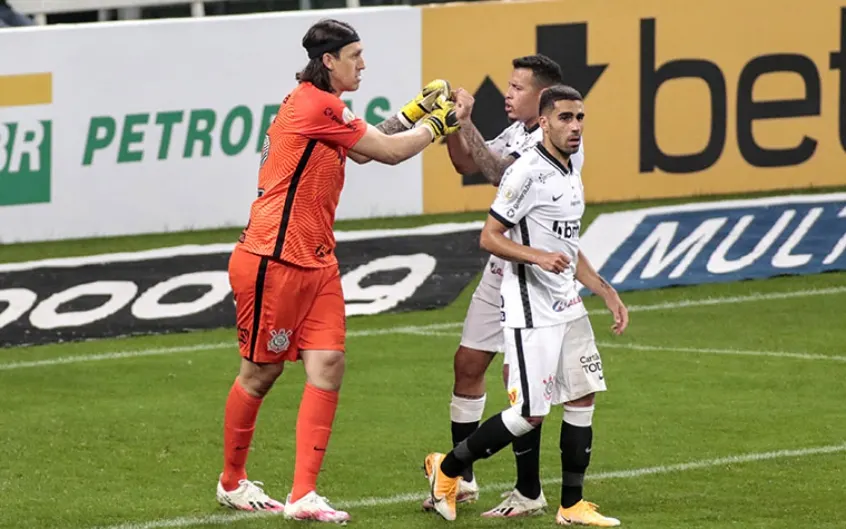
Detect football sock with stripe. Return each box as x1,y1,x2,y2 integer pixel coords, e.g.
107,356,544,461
450,394,486,482
560,406,594,508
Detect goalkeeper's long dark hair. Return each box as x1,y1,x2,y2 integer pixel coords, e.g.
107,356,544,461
296,19,359,93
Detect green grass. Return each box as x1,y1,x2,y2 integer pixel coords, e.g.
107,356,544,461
1,270,845,529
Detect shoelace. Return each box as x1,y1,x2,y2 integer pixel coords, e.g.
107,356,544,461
238,479,270,498
496,491,522,509
307,494,339,511
572,500,601,515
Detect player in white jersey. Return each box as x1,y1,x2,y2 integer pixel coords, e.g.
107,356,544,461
424,55,584,517
424,85,629,526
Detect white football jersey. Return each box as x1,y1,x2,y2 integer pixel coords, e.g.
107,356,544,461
481,122,585,290
486,121,543,159
489,143,588,329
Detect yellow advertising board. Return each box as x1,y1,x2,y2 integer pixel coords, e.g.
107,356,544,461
421,0,846,213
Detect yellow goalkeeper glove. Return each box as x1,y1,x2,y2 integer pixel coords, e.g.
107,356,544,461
421,96,461,142
397,79,452,129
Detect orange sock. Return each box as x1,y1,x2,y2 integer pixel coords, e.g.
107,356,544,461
290,383,339,503
221,379,263,492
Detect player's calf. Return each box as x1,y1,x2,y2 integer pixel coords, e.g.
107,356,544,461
556,399,620,526
290,352,345,507
560,400,594,510
450,345,495,483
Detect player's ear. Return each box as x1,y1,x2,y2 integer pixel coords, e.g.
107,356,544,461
322,53,334,71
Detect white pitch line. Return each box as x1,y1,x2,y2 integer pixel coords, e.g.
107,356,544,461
2,286,844,372
625,285,846,312
0,342,233,371
0,324,462,372
94,442,846,529
599,342,846,362
409,331,846,363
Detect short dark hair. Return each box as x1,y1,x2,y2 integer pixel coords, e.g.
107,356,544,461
296,19,359,93
539,84,584,115
511,54,564,88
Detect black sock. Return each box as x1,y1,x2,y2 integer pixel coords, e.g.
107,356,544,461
512,421,542,500
451,420,479,482
442,412,517,478
560,420,592,508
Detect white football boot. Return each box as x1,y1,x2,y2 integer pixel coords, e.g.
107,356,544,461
481,488,548,517
216,476,284,512
284,491,351,524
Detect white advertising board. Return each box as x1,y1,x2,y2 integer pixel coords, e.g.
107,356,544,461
0,7,422,243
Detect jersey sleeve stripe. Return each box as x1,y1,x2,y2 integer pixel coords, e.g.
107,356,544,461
272,139,318,259
489,208,515,228
517,218,534,328
248,256,270,362
513,328,532,417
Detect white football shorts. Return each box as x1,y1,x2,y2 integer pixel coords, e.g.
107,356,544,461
459,280,505,354
503,315,607,417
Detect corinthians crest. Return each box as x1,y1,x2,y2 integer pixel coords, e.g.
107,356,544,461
267,329,293,354
542,376,554,402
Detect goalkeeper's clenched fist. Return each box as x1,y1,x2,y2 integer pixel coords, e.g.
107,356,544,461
396,79,452,129
421,95,461,142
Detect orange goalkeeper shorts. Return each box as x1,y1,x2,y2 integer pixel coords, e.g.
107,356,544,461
228,246,346,364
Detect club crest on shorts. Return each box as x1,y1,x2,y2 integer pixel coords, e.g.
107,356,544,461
267,329,293,354
543,376,554,401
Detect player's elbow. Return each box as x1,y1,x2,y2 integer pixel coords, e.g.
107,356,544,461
452,160,476,176
479,229,496,253
382,151,403,165
348,151,372,165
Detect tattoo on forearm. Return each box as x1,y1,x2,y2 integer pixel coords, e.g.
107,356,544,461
461,123,513,185
376,116,407,135
598,276,612,290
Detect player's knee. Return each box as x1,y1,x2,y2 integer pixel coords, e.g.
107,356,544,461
501,406,539,436
526,415,545,427
238,360,284,398
319,349,346,379
302,349,346,390
566,393,595,408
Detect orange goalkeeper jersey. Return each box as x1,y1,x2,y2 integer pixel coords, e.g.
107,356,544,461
238,82,367,268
